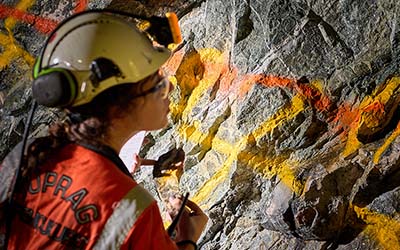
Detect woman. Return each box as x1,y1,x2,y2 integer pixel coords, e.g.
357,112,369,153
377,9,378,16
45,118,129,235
1,10,207,250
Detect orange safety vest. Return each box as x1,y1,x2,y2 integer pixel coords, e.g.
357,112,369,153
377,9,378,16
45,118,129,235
2,142,178,250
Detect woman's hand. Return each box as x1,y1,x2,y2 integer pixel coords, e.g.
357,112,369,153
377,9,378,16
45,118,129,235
130,153,156,174
168,195,208,244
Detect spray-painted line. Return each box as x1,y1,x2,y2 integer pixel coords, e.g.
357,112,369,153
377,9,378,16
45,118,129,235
354,205,400,249
374,121,400,164
238,76,331,112
168,48,331,125
237,150,301,193
0,33,35,68
189,94,305,207
190,137,247,206
252,95,304,141
166,48,321,207
171,48,227,123
182,88,400,248
168,47,400,247
0,3,58,34
0,0,42,69
74,0,88,13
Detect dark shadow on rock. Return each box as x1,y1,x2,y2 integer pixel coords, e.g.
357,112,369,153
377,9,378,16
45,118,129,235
290,163,364,241
108,0,206,18
353,162,400,207
235,0,253,44
319,208,367,250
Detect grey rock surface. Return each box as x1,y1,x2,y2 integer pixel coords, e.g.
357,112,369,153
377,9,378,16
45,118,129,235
1,0,400,249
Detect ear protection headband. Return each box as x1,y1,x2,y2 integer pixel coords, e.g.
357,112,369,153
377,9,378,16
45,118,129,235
32,9,182,108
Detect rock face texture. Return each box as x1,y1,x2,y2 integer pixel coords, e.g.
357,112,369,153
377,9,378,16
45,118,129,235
1,0,400,249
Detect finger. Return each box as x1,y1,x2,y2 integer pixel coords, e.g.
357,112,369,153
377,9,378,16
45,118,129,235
185,199,204,214
185,200,209,226
141,159,156,166
132,154,141,172
132,153,139,163
186,200,203,213
165,210,174,222
168,194,184,210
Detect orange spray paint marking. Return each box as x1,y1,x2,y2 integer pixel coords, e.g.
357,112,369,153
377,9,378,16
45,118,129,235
0,4,58,34
297,83,332,112
332,103,360,138
74,0,88,13
165,49,185,74
340,104,363,158
167,47,398,248
218,66,238,94
258,75,293,88
171,48,331,118
236,73,331,112
236,74,293,98
358,100,386,132
362,100,385,113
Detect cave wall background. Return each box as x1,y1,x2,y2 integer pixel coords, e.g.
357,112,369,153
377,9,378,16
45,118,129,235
1,0,400,249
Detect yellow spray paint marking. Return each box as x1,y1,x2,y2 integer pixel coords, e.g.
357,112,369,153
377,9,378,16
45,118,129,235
211,136,235,156
178,121,198,142
374,121,400,164
342,123,362,158
190,153,234,207
238,150,279,176
359,77,400,130
311,79,324,92
252,94,304,141
191,137,247,208
0,33,35,69
182,49,226,120
172,48,226,123
238,150,303,194
372,77,400,103
0,0,36,69
278,162,303,195
247,94,304,194
188,94,306,205
354,205,400,250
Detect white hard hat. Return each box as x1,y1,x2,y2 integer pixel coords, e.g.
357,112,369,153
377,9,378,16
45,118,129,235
33,10,171,107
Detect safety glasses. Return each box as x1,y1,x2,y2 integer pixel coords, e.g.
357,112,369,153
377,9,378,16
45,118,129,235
133,74,170,99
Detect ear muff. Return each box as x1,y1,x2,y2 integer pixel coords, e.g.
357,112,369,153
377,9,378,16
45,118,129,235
32,67,78,107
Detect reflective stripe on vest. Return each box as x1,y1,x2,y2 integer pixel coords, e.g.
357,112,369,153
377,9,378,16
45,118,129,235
93,184,154,250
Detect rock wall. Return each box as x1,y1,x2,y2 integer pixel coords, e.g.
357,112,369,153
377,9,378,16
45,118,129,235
1,0,400,249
